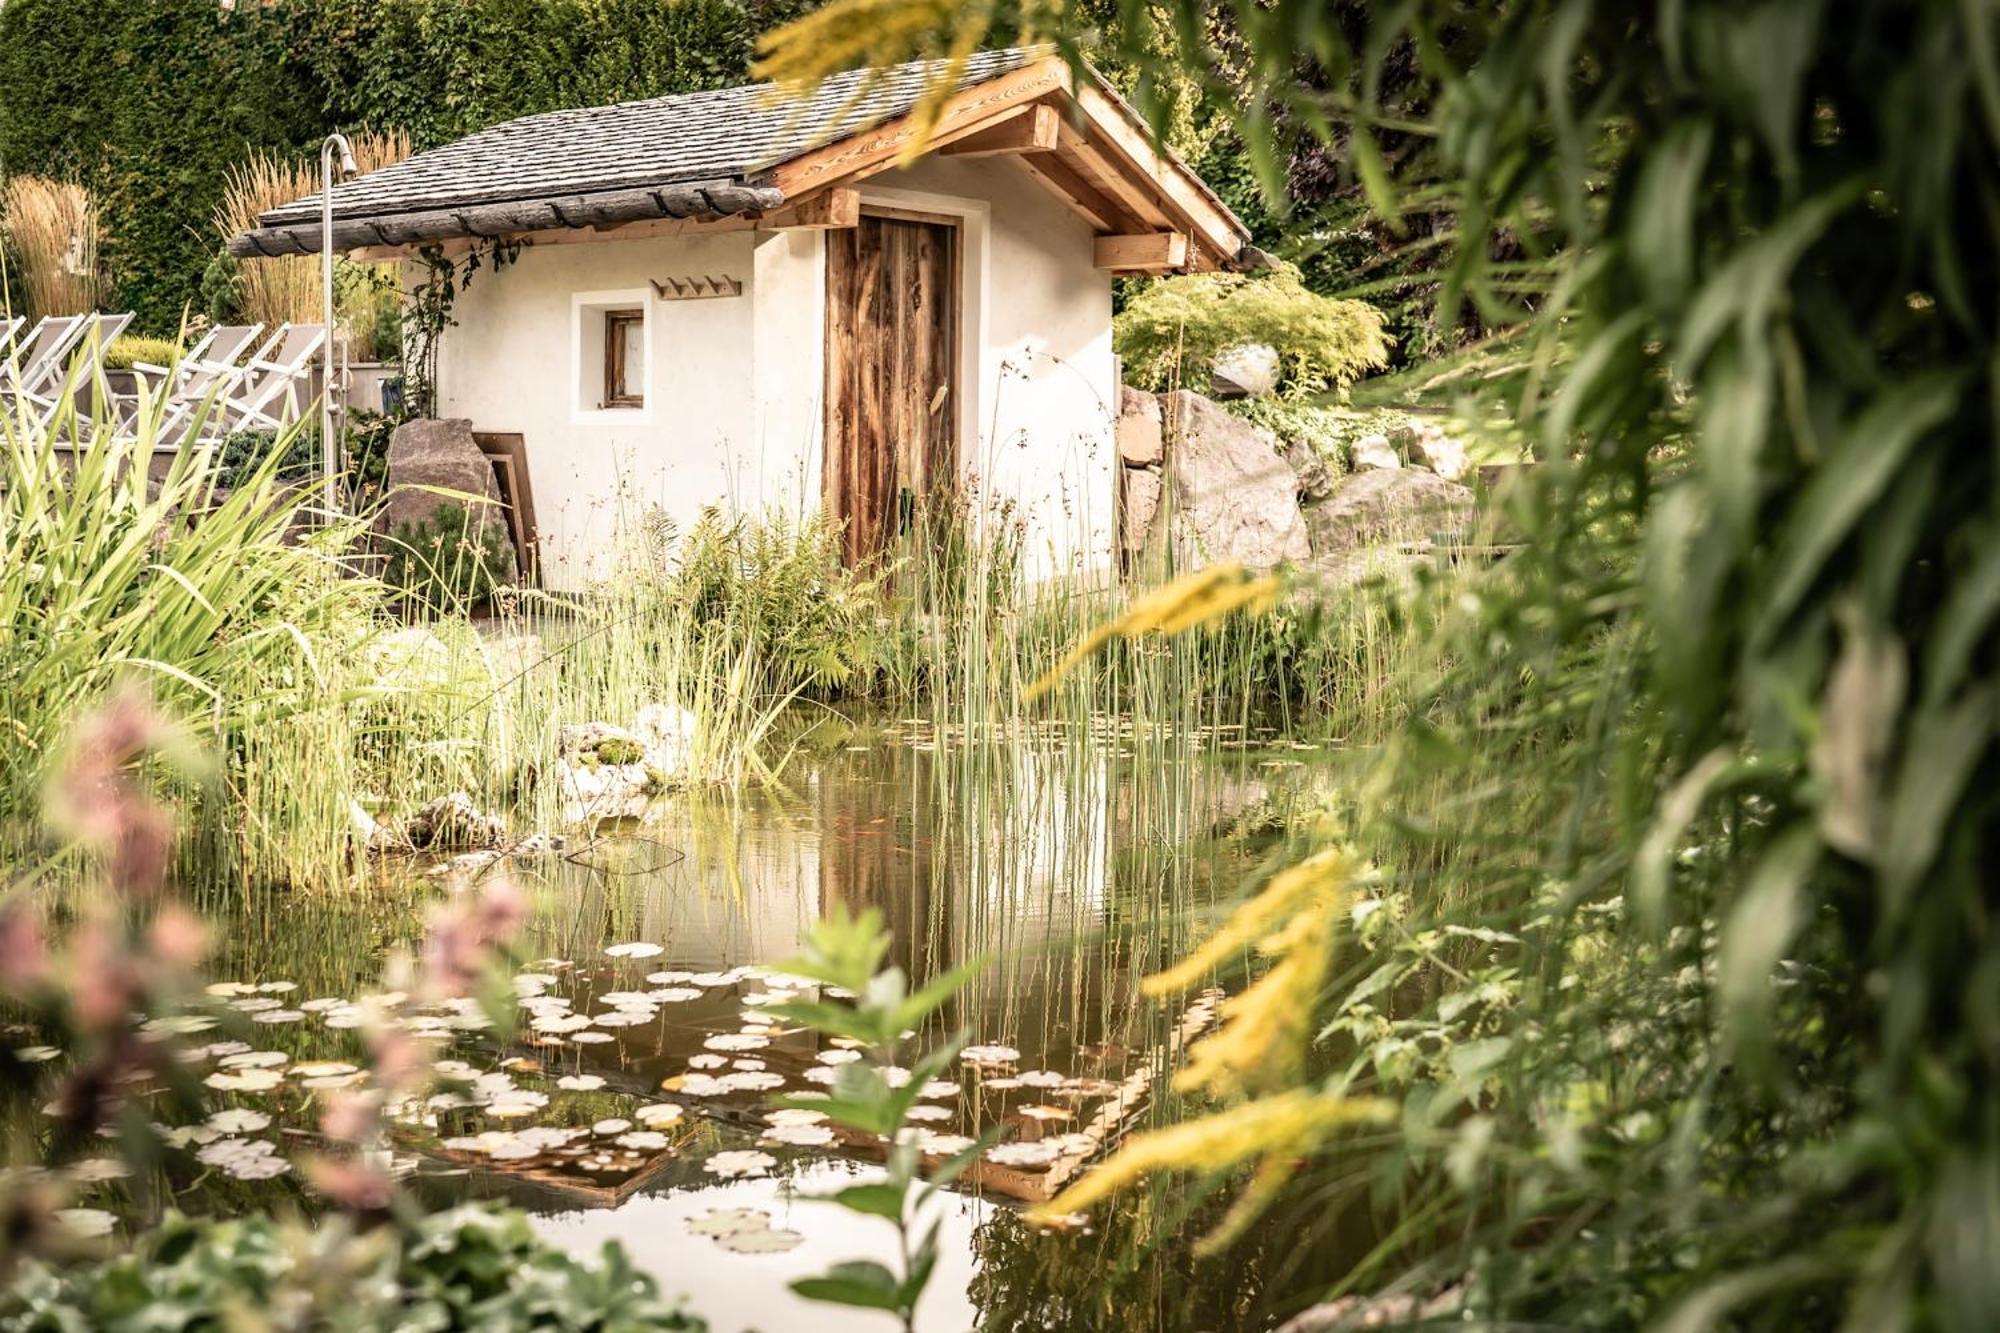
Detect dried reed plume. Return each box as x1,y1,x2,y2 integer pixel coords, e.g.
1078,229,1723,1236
213,130,411,357
2,176,101,319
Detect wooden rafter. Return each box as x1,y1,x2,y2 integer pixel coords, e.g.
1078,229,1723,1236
768,59,1073,198
1010,150,1144,235
939,103,1060,157
1095,232,1189,272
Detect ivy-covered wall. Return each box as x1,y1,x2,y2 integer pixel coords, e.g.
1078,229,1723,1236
0,0,773,331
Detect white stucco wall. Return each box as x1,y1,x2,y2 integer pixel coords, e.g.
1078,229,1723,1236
433,154,1117,589
433,230,760,588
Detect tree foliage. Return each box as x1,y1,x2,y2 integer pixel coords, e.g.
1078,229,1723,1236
0,0,758,330
1114,262,1390,397
750,0,2000,1323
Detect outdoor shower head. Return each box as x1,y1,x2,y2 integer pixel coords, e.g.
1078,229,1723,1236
326,133,359,179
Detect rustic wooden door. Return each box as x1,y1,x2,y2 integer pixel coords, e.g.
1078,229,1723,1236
824,212,958,567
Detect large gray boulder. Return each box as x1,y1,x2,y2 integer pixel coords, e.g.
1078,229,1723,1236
1116,387,1165,466
381,418,516,579
1209,343,1280,399
1305,467,1473,556
1120,467,1162,555
1163,390,1310,568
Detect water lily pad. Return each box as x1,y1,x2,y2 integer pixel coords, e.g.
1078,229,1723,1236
605,942,664,959
814,1049,862,1066
66,1159,131,1183
592,1119,632,1136
702,1150,775,1179
761,1124,834,1147
686,1208,768,1237
218,1050,288,1070
55,1208,115,1238
703,1033,768,1052
987,1140,1060,1167
15,1045,60,1064
204,1070,283,1093
557,1074,606,1091
615,1130,669,1150
719,1227,804,1254
961,1044,1021,1067
206,1109,271,1134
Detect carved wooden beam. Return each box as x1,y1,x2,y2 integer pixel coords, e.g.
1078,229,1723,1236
939,104,1060,157
1094,232,1189,272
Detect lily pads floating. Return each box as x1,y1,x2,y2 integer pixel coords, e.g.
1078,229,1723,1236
961,1044,1021,1067
719,1226,804,1254
54,1208,115,1238
814,1049,862,1066
702,1150,776,1180
986,1140,1061,1168
195,1137,290,1180
66,1159,131,1183
14,1045,60,1063
686,1207,769,1238
605,942,664,959
761,1124,834,1147
702,1033,768,1053
218,1050,288,1070
556,1074,606,1091
204,1069,283,1093
206,1109,271,1134
635,1103,685,1127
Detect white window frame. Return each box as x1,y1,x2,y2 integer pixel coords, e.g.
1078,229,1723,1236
571,288,653,424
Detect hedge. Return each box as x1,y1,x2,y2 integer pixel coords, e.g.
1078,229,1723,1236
0,0,763,332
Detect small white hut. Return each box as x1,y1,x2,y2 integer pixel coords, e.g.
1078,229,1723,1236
232,49,1252,589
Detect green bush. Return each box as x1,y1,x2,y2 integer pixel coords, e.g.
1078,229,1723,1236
386,501,513,615
98,336,182,371
0,0,759,331
0,1207,706,1331
668,508,885,699
1114,261,1391,398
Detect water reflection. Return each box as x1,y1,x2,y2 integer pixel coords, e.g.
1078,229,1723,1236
158,715,1316,1329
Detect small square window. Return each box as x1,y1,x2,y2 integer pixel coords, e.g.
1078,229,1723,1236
603,309,644,408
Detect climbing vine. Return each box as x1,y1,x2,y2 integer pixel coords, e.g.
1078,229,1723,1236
401,238,520,417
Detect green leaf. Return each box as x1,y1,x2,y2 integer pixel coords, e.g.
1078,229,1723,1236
791,1260,906,1313
1629,119,1713,307
1348,123,1402,233
828,1183,906,1223
1759,373,1960,642
1881,686,1998,918
1716,824,1819,1061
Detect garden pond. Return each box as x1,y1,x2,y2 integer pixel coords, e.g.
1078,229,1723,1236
9,713,1371,1331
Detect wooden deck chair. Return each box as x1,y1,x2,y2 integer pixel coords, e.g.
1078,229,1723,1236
29,312,133,434
0,315,88,421
143,323,266,444
218,322,326,437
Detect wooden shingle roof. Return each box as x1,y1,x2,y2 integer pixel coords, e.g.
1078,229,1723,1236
231,49,1253,272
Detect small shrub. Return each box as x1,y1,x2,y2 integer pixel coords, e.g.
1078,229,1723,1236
1115,261,1391,398
386,503,512,615
99,335,181,371
214,427,316,491
1231,400,1421,473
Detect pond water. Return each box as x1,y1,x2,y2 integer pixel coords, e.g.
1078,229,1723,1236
17,713,1350,1331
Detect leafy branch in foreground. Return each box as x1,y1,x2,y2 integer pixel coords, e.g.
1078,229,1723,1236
764,908,994,1333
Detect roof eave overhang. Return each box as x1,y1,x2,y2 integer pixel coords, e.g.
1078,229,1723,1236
228,178,784,258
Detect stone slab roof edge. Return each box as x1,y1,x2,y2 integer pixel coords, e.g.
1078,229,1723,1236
231,45,1252,260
